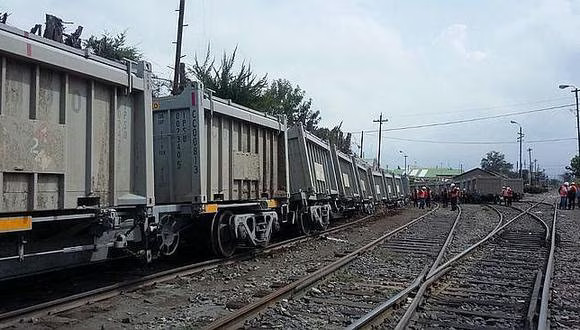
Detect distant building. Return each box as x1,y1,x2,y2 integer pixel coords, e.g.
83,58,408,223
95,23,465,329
394,167,462,184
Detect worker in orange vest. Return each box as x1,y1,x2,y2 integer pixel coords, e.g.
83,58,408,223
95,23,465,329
506,186,513,206
449,184,460,211
417,187,426,209
500,186,507,205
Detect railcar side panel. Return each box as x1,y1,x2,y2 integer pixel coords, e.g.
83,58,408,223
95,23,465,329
0,59,152,212
331,147,359,199
371,171,387,201
287,125,338,197
153,83,288,205
353,160,373,201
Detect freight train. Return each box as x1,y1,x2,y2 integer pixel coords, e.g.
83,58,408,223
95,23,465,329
0,22,409,280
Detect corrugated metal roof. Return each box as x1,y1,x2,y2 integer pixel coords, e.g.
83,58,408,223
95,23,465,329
394,168,462,178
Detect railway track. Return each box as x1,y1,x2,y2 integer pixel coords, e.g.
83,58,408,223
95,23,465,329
361,201,555,329
0,207,403,328
203,204,490,329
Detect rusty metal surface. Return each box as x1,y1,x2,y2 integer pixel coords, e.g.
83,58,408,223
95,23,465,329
0,45,152,213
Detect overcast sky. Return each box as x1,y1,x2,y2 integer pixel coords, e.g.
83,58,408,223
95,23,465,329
3,0,579,176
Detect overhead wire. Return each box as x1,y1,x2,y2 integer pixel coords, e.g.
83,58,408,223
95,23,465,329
380,136,577,145
348,104,574,133
392,96,572,119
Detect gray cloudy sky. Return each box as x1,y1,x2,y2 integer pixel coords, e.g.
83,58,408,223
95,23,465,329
3,0,579,176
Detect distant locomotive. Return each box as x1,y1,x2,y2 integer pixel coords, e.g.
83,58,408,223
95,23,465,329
0,22,409,280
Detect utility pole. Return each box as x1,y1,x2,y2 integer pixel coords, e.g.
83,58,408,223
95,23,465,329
558,85,580,157
575,89,580,157
172,0,186,95
527,148,533,186
373,113,388,167
534,159,538,183
510,121,524,178
517,127,524,178
360,131,364,158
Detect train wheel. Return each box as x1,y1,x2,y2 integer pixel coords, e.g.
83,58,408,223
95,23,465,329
299,212,312,236
159,215,180,256
211,211,236,257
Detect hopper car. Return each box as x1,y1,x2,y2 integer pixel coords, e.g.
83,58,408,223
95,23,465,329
0,22,409,280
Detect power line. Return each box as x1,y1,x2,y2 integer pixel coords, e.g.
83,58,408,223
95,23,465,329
392,96,571,119
348,104,574,133
382,136,576,145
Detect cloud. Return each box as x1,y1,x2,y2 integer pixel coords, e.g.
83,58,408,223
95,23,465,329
435,24,487,62
1,0,579,176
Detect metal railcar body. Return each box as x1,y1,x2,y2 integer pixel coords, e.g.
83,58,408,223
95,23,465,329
332,146,360,204
394,174,404,199
401,175,410,198
384,171,397,201
370,169,388,203
352,158,375,213
0,23,154,280
153,82,289,257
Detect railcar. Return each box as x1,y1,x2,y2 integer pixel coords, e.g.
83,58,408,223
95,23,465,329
286,124,337,234
394,174,404,200
384,171,397,201
370,168,388,204
353,158,375,214
0,22,155,280
152,83,290,257
0,19,412,280
453,168,524,203
331,145,361,215
401,175,410,198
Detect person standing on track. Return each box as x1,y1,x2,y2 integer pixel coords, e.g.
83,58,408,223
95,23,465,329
449,184,459,211
412,188,418,208
418,187,426,209
442,188,449,208
426,187,432,208
559,182,569,209
577,184,580,209
568,182,577,210
500,186,507,205
506,186,513,206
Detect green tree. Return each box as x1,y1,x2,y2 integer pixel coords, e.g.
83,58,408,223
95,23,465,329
480,151,514,176
84,32,142,62
189,45,267,109
313,123,352,154
258,79,321,131
566,155,580,178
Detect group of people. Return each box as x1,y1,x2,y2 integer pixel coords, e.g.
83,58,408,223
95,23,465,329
412,184,461,211
500,186,514,206
412,186,432,209
559,182,579,210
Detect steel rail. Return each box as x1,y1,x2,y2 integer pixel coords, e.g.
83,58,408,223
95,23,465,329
347,205,472,330
511,204,551,241
394,202,543,330
537,200,558,330
203,205,441,330
427,206,462,277
429,201,543,278
0,210,384,326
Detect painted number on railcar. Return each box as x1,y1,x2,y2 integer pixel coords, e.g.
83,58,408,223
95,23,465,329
191,107,199,174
